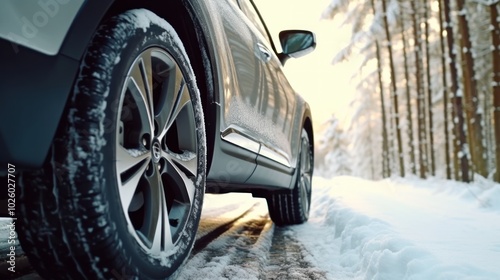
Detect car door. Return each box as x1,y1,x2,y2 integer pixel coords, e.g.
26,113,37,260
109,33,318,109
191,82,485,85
236,0,297,169
211,0,268,150
201,0,299,187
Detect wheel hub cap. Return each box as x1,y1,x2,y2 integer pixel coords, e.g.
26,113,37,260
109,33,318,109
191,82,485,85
152,140,162,163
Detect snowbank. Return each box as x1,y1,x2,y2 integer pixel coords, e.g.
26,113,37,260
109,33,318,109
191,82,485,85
293,176,500,279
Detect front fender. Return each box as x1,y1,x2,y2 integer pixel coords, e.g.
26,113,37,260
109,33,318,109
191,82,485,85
0,0,114,171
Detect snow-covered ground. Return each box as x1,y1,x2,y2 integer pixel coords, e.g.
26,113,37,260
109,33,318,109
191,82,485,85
292,176,500,279
183,175,500,279
2,175,500,279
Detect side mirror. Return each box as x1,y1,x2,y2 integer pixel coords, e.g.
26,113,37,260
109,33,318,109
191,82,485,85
278,30,316,65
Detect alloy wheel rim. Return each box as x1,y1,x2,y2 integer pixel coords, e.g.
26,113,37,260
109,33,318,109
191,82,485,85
115,47,199,256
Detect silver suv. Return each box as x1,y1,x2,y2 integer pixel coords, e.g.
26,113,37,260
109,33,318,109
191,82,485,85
0,0,315,278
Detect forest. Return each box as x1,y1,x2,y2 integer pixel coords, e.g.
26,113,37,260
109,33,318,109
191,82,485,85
316,0,500,183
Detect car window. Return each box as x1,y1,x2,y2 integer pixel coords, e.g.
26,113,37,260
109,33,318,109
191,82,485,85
237,0,277,52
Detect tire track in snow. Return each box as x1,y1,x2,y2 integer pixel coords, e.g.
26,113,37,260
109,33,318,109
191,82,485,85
180,201,328,280
1,201,329,279
191,203,260,255
178,202,273,279
265,227,327,280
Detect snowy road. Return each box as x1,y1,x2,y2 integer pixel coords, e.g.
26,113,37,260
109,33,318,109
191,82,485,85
178,194,327,280
0,193,328,280
2,176,500,279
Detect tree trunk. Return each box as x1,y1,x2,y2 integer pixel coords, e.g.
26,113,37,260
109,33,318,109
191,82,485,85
456,0,487,178
381,0,405,177
400,13,416,175
491,2,500,182
411,1,428,178
377,48,391,178
444,0,470,182
438,0,452,180
371,0,391,178
423,0,436,176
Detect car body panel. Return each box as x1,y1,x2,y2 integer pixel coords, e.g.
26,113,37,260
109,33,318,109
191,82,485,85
0,0,85,56
221,0,298,169
0,44,80,168
0,0,115,169
188,0,307,184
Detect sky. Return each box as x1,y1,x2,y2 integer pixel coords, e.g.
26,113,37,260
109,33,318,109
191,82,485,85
254,0,358,132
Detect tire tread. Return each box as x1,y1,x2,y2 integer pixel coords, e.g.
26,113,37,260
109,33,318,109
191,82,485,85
266,130,312,226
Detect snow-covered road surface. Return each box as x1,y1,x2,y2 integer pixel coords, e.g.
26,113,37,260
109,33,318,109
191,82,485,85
187,176,500,279
1,175,500,279
0,193,328,280
178,194,327,280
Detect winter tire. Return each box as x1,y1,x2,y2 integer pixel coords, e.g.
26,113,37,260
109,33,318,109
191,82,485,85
18,9,206,279
266,129,313,225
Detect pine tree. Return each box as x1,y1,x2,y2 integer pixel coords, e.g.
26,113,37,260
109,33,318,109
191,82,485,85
443,0,470,182
490,2,500,182
456,0,488,177
317,116,352,178
423,0,436,176
438,0,452,179
381,0,405,177
370,0,391,178
410,1,428,178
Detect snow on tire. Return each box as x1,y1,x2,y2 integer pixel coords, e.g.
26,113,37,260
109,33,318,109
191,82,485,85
17,9,206,279
267,129,313,226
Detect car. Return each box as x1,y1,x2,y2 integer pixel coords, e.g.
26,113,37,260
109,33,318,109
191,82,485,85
0,0,315,278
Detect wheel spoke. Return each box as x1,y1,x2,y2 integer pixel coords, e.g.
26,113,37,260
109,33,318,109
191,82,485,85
116,145,151,174
128,52,155,133
156,64,184,139
149,170,174,255
140,49,154,99
176,102,198,153
300,178,310,212
116,145,151,211
142,168,162,247
158,79,190,140
164,150,198,178
169,85,191,133
302,173,312,192
163,151,196,203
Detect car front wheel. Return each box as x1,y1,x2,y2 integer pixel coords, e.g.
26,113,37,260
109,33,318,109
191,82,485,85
18,9,206,279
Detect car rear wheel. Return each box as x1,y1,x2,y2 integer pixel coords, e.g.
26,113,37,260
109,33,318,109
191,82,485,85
18,9,206,279
266,129,312,226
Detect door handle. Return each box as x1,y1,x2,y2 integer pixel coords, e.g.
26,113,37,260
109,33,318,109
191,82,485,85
257,43,271,63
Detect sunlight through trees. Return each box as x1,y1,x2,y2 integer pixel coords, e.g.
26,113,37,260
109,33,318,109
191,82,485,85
319,0,500,182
